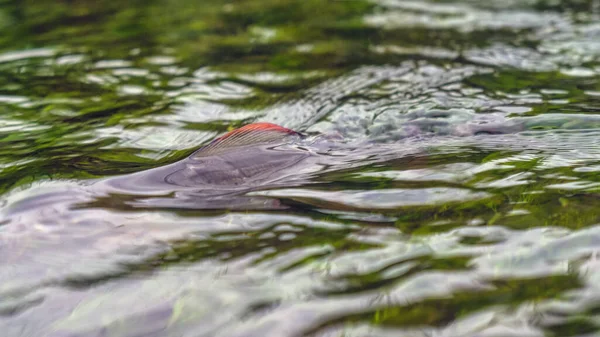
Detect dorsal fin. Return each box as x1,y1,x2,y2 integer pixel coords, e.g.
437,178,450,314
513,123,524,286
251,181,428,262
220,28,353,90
192,122,302,157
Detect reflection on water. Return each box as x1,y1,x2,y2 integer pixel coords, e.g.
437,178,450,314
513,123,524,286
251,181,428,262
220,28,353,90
1,0,600,336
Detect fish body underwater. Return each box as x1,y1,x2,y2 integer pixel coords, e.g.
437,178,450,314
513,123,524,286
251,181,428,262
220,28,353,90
0,118,532,217
1,122,344,216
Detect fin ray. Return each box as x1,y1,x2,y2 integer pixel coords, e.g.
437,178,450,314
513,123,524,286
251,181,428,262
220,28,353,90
193,123,301,157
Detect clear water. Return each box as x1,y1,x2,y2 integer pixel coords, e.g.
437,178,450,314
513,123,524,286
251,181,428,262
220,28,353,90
1,0,600,336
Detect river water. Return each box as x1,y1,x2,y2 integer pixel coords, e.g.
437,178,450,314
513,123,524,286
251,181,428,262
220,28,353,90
1,0,600,336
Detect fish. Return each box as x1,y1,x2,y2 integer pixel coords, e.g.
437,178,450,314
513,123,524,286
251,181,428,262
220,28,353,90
0,118,536,217
100,122,311,192
2,122,341,215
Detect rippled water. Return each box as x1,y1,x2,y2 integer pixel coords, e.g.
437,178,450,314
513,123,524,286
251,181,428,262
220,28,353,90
1,0,600,336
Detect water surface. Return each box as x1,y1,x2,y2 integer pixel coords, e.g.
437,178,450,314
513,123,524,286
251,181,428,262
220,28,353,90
1,0,600,336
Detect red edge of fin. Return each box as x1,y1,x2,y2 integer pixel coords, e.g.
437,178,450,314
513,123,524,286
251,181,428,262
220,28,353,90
216,123,301,141
191,122,303,157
